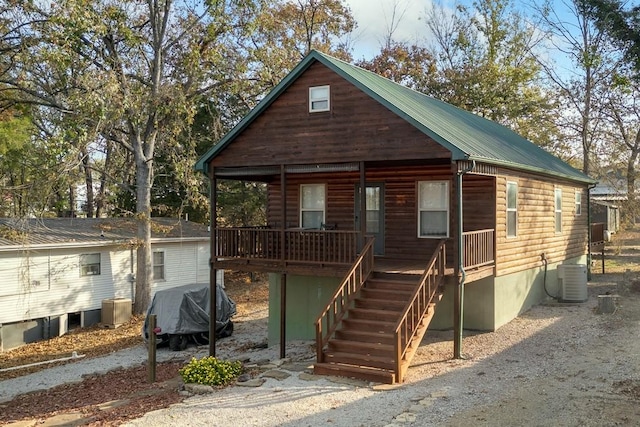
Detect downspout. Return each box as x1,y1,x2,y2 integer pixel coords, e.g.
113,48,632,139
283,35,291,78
587,183,597,281
454,160,475,359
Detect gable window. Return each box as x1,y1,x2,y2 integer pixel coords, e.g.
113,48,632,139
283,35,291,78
309,85,330,112
153,250,165,280
300,183,325,229
507,181,517,237
555,188,562,233
418,181,449,238
575,190,582,215
80,253,101,276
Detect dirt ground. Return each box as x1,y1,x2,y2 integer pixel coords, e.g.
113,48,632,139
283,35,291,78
1,231,640,426
439,229,640,426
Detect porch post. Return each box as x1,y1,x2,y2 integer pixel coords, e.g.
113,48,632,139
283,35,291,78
280,273,287,359
280,165,287,358
359,161,366,249
209,167,217,357
453,165,462,358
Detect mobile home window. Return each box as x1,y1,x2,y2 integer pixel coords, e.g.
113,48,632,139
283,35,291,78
575,191,582,215
507,181,517,237
555,188,562,233
309,86,330,112
418,181,449,238
300,184,325,229
80,253,101,276
153,250,165,280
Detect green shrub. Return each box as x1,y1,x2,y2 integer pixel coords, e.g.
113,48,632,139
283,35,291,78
179,356,243,387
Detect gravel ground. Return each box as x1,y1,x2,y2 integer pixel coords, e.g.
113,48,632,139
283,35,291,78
124,274,640,427
2,274,639,426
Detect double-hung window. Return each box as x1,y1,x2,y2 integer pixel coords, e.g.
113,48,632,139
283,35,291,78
80,253,101,276
300,184,325,229
555,188,562,233
507,182,517,237
575,190,582,215
153,250,165,280
309,86,330,112
418,181,449,238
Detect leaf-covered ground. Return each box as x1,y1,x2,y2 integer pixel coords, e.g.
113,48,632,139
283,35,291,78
0,272,269,426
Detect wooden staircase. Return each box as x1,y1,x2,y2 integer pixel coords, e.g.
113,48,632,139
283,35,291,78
315,239,446,384
314,272,442,384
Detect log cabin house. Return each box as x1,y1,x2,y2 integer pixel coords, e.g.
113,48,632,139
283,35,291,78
196,50,597,384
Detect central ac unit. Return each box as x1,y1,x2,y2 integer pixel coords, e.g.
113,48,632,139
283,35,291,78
557,264,588,303
101,298,132,327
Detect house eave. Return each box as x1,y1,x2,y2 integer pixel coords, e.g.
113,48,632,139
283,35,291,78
0,237,209,252
464,156,596,185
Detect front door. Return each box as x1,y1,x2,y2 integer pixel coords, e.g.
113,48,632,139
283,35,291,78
355,183,385,255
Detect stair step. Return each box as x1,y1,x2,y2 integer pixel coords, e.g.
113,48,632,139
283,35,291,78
370,272,419,281
322,350,396,370
348,308,401,322
314,362,396,384
328,338,394,356
342,317,395,333
335,329,395,344
354,298,406,311
366,278,418,290
361,288,414,301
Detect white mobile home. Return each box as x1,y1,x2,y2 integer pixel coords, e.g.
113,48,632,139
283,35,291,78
0,217,219,351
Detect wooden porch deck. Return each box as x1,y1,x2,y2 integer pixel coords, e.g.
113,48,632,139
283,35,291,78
211,227,496,283
373,257,494,284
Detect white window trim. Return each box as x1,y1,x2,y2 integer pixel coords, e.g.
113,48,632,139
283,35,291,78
80,253,101,277
555,188,562,233
309,85,330,112
506,181,517,238
152,249,166,281
575,190,582,216
300,183,326,229
417,180,450,239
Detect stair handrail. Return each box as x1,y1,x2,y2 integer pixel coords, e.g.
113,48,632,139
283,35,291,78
393,240,446,383
315,236,375,363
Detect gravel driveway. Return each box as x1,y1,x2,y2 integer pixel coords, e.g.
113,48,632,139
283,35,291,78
122,273,640,427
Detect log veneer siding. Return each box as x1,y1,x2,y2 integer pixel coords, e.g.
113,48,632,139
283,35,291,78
495,174,588,276
211,62,451,168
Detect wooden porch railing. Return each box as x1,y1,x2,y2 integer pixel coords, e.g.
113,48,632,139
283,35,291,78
214,227,359,265
393,239,446,383
462,228,495,269
285,229,359,264
314,237,375,363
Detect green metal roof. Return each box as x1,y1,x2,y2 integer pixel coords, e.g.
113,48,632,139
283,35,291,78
196,50,594,184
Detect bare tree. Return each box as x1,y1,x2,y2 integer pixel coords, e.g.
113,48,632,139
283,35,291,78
532,0,621,175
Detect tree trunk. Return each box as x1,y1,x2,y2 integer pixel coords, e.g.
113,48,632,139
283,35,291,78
81,148,95,218
95,140,112,218
133,154,153,315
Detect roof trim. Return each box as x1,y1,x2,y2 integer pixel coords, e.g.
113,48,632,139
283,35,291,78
467,156,595,184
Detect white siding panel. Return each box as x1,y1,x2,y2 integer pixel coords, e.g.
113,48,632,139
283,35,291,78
110,249,134,300
1,240,210,324
196,241,210,283
151,242,200,295
0,245,132,324
0,250,52,323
